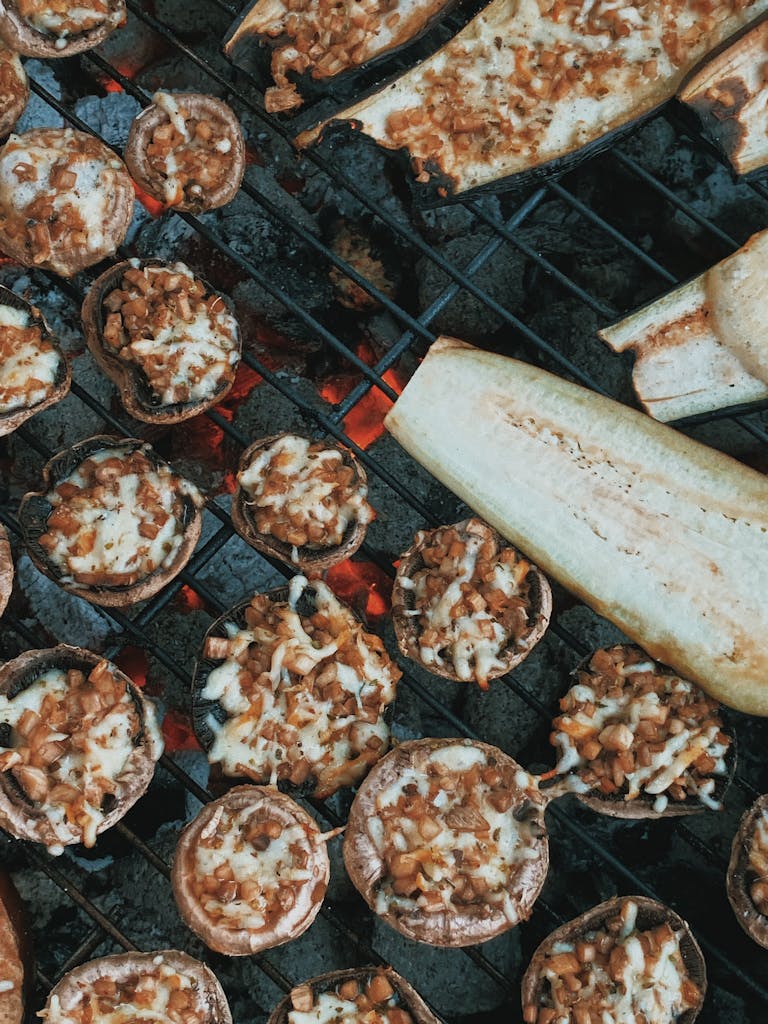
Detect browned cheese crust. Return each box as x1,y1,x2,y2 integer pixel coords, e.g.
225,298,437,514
727,792,768,949
0,0,125,57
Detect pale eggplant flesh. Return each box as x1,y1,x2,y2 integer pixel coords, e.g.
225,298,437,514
679,15,768,177
599,227,768,422
726,793,768,949
384,337,768,716
297,0,768,199
268,968,440,1024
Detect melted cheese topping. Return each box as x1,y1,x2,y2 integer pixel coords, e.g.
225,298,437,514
238,434,373,553
370,744,541,923
39,446,200,588
16,0,115,44
201,576,400,796
0,303,60,413
289,989,410,1024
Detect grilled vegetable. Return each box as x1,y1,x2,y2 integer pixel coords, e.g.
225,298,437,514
0,523,11,617
0,0,125,58
521,896,706,1024
0,869,31,1024
297,0,767,197
727,793,768,949
269,968,439,1024
679,15,768,176
599,227,768,421
384,337,768,716
0,50,27,137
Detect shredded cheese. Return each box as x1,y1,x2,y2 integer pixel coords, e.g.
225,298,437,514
0,303,61,414
16,0,116,43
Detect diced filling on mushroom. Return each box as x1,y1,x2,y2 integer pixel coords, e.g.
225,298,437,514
287,973,414,1024
400,520,532,687
522,899,702,1024
101,261,239,407
369,743,542,923
144,92,237,206
237,434,374,554
38,446,200,589
0,129,124,265
0,50,24,119
44,956,210,1024
201,576,400,797
748,809,768,917
552,645,731,811
0,303,60,414
15,0,115,44
0,661,158,852
189,800,324,933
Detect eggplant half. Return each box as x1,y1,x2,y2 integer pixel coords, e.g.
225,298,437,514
172,785,329,955
192,578,401,798
384,337,768,717
0,128,133,277
0,50,27,138
0,523,12,618
0,646,162,854
600,227,768,422
521,896,706,1024
125,93,245,212
269,968,440,1024
549,644,735,820
0,869,31,1024
679,15,768,177
0,285,70,438
81,259,241,425
42,950,232,1024
19,435,204,608
727,793,768,949
343,737,549,947
232,432,374,572
392,516,551,688
0,0,125,58
297,0,767,198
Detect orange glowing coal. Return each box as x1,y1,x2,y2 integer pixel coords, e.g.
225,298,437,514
162,708,201,752
320,342,407,450
114,644,149,689
132,180,167,219
325,558,393,624
176,584,207,614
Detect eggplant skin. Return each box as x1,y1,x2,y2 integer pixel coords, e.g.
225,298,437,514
268,968,440,1024
727,793,768,949
298,0,768,197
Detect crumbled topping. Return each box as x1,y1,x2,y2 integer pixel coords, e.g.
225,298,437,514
552,645,731,810
0,303,60,414
38,445,200,589
16,0,115,44
201,576,400,797
238,434,374,553
0,49,25,121
748,809,768,917
101,261,239,407
288,973,414,1024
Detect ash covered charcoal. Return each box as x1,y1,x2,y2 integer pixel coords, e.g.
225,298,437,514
16,553,113,649
74,92,142,146
15,60,63,133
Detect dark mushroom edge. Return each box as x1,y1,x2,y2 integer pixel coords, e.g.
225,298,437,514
727,792,768,949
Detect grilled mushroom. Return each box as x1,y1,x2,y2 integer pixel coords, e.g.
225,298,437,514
521,896,706,1024
0,646,162,854
42,950,232,1024
19,435,204,608
0,50,27,137
125,92,245,212
392,517,551,689
0,868,31,1024
0,0,125,57
727,793,768,949
269,968,440,1024
172,785,330,955
343,737,549,947
82,259,241,424
549,644,736,820
192,577,401,799
232,433,374,572
0,286,70,438
0,523,12,618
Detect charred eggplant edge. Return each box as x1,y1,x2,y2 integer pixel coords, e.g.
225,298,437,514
726,792,768,949
0,0,125,58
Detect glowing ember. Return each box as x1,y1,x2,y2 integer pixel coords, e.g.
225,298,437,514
132,180,166,218
325,558,393,624
114,645,149,689
161,708,201,752
321,367,406,450
176,584,207,614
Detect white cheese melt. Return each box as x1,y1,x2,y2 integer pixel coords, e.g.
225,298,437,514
0,304,60,413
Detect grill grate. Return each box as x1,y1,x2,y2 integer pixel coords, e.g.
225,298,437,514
0,2,767,1021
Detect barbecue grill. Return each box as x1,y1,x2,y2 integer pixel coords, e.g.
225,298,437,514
0,3,767,1022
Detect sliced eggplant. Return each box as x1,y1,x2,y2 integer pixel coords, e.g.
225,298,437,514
0,868,31,1024
0,285,70,438
550,644,735,820
679,15,768,177
343,737,549,947
0,523,12,618
42,950,232,1024
269,968,440,1024
727,793,768,949
225,0,458,114
599,227,768,421
125,93,245,212
0,0,125,58
81,259,241,425
384,337,768,717
0,646,163,854
172,785,330,955
0,128,133,277
297,0,767,197
18,435,204,608
192,578,401,798
232,433,374,572
0,50,27,137
521,896,706,1024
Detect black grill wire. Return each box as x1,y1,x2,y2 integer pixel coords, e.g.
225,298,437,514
0,0,766,1017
